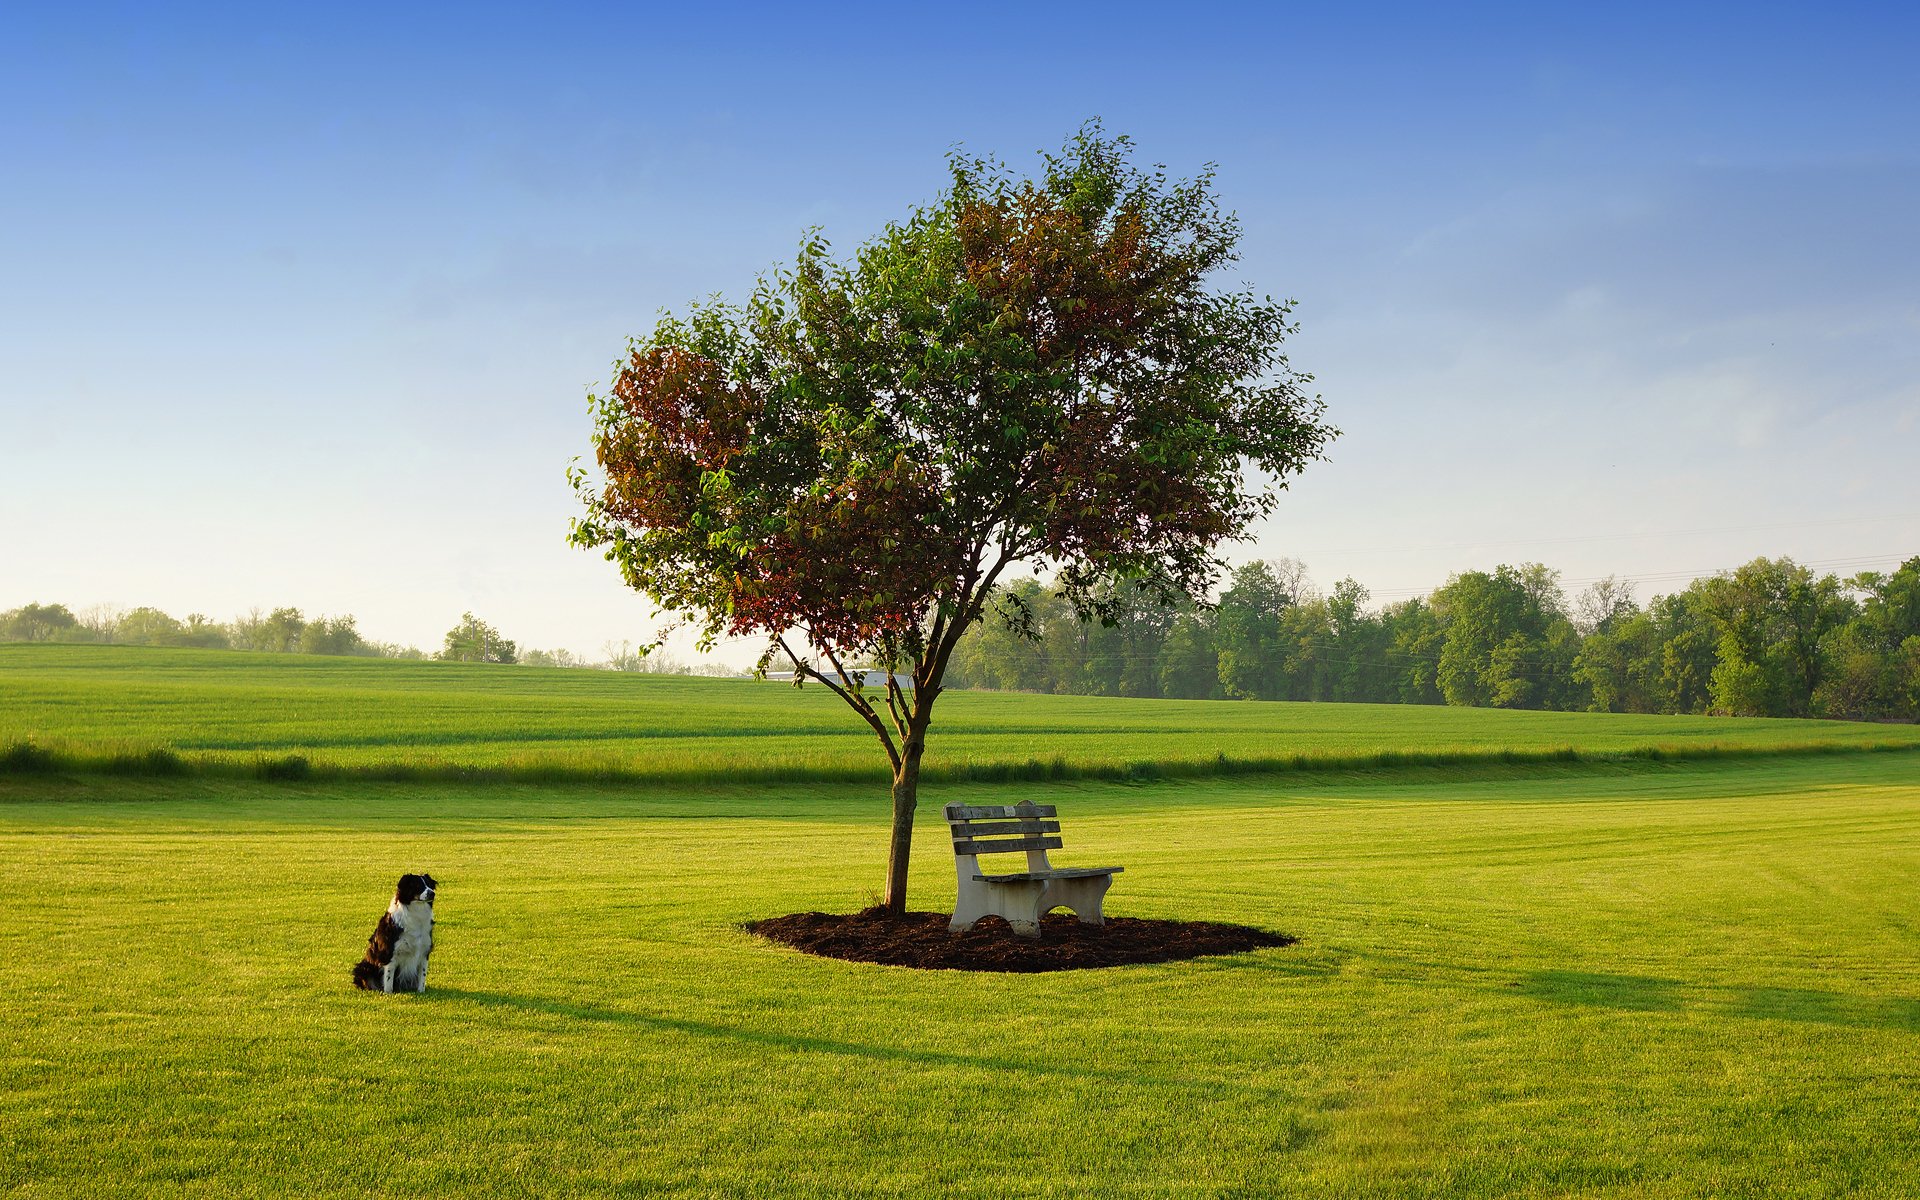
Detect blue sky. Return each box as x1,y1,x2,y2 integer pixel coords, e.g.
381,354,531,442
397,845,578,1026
3,2,1916,661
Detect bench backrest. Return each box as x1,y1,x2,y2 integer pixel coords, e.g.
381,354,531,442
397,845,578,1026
944,802,1061,872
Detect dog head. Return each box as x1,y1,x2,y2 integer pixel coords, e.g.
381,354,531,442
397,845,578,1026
395,873,437,906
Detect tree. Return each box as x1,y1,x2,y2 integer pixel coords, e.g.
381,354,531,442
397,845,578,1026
1573,576,1637,637
946,579,1063,693
1702,557,1853,716
1214,560,1301,700
116,607,187,646
231,607,307,653
299,615,366,657
1432,565,1570,709
1156,605,1221,699
180,613,230,649
1324,578,1384,703
571,125,1335,913
0,602,81,642
440,613,516,664
1574,609,1660,713
1074,576,1176,698
1816,558,1920,718
1383,598,1445,704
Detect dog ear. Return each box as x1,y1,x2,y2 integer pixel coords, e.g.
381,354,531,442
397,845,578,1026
395,874,422,904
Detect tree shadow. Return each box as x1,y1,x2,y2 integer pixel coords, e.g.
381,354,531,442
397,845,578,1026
1518,971,1685,1012
424,987,1250,1094
1514,971,1920,1031
1726,986,1920,1032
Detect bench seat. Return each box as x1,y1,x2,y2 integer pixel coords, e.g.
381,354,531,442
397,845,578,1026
975,867,1125,883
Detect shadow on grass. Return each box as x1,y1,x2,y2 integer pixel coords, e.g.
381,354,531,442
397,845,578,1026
424,987,1248,1094
1304,952,1920,1033
1723,986,1920,1031
1519,971,1684,1012
1516,970,1920,1031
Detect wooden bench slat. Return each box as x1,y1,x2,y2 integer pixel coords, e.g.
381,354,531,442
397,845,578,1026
944,803,1058,821
949,819,1061,838
975,866,1124,882
953,836,1063,856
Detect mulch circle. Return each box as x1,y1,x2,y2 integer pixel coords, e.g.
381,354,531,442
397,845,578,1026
745,907,1297,972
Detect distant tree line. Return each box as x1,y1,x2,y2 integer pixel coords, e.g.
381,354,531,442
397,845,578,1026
944,555,1920,721
0,603,423,659
0,602,738,675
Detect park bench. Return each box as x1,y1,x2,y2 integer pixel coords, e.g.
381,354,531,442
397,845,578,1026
944,801,1123,938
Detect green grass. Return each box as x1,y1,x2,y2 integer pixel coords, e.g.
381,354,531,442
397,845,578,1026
4,755,1919,1196
6,644,1918,784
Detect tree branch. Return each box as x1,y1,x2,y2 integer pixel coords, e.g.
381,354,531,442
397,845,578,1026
776,634,902,774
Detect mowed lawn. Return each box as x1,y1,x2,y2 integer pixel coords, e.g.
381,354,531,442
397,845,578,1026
6,645,1919,782
4,756,1918,1197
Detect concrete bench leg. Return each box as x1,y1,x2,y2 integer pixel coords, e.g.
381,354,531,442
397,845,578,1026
1039,874,1114,926
950,879,1047,938
1002,882,1047,938
950,887,992,934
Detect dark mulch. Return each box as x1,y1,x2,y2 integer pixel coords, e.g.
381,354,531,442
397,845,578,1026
745,907,1296,972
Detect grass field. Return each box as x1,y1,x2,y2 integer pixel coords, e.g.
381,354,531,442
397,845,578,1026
3,756,1919,1196
6,644,1919,783
4,645,1918,1195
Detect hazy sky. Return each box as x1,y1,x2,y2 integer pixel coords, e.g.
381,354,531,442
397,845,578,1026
4,2,1916,663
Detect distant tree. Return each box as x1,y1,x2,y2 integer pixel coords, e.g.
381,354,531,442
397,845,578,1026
78,604,125,644
1573,576,1638,637
948,580,1064,693
440,613,517,664
230,607,307,653
1853,558,1920,651
1383,598,1445,705
0,602,81,642
180,613,230,649
601,640,689,673
600,640,645,672
1215,560,1300,700
298,615,366,657
571,126,1335,912
1283,596,1346,702
115,607,187,646
1648,587,1718,715
369,642,428,660
1082,577,1178,698
1156,606,1221,699
1324,578,1381,703
1702,558,1854,717
1574,609,1661,713
1431,565,1567,708
1816,557,1920,718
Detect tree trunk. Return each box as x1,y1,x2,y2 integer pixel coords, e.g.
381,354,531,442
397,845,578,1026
883,727,926,917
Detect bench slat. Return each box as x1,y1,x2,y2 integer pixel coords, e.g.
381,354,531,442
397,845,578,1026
953,836,1063,856
949,819,1061,838
975,866,1123,882
944,804,1058,821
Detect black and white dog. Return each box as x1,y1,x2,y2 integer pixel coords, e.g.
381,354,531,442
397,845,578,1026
352,873,437,993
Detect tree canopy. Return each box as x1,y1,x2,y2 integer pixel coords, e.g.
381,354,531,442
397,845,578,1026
572,125,1336,912
440,613,517,664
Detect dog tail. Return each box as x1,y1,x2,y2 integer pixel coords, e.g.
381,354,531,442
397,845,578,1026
351,960,383,991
